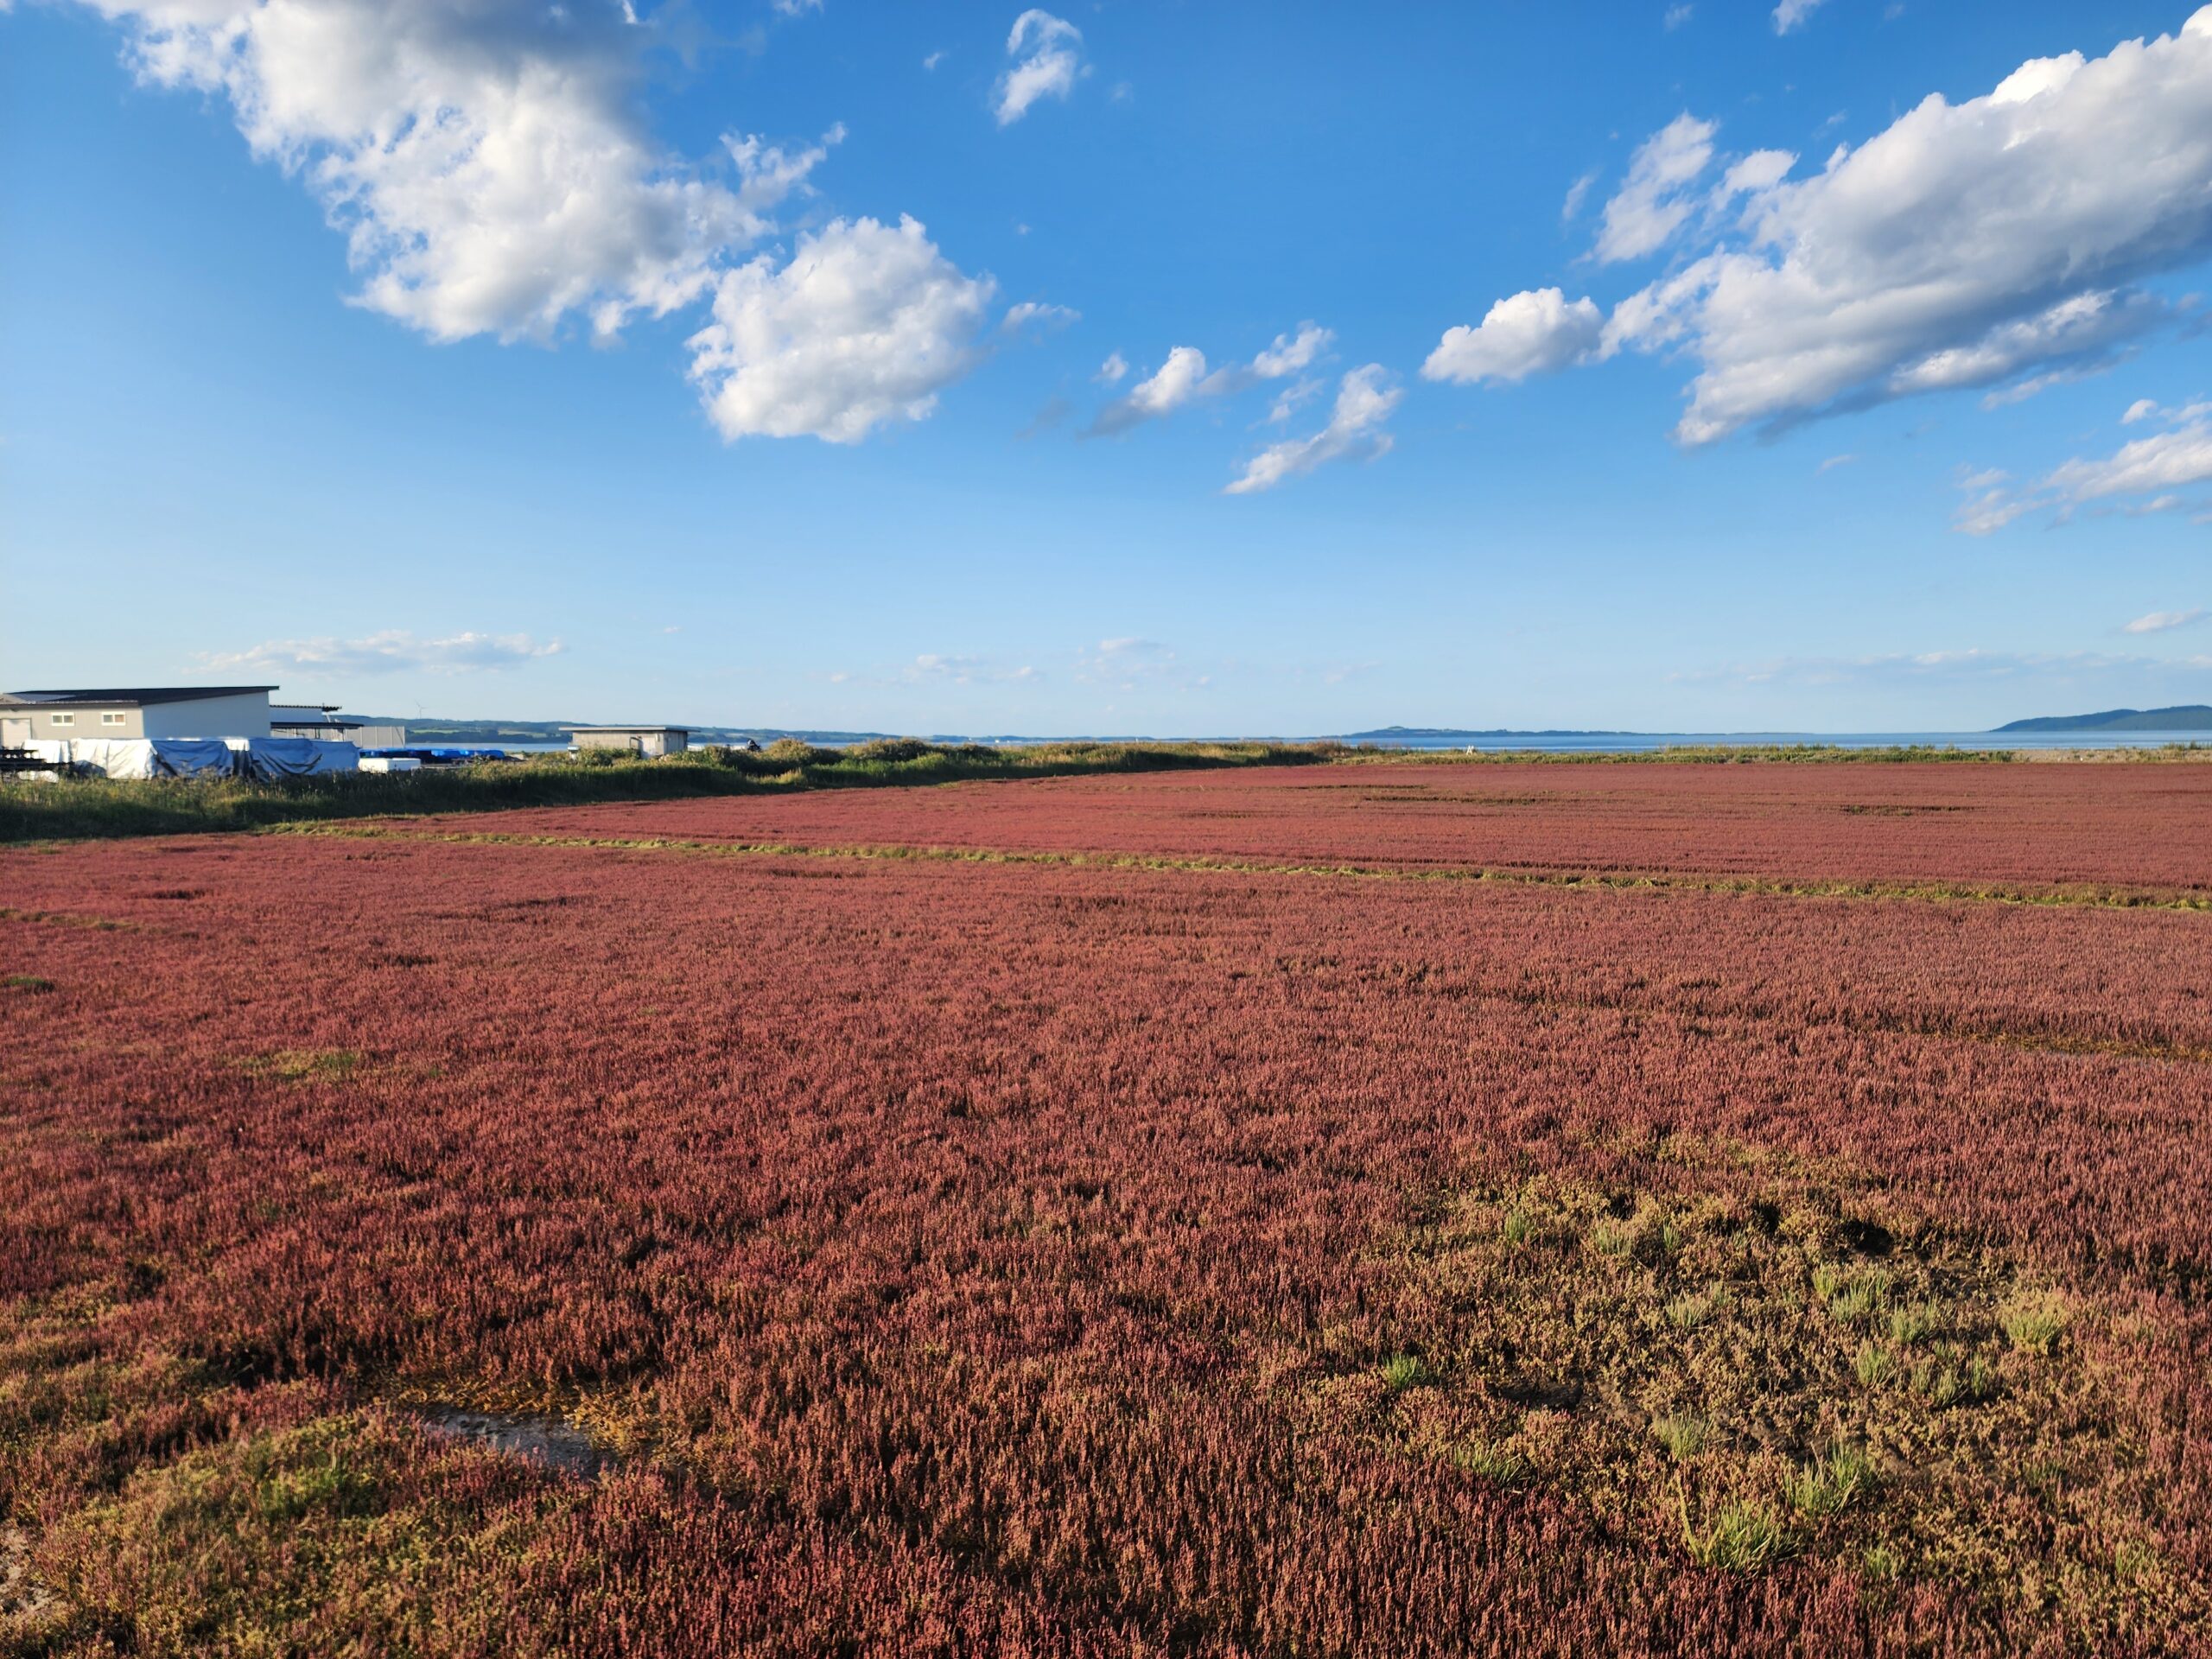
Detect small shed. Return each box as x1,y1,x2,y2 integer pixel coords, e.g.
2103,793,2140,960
565,725,690,758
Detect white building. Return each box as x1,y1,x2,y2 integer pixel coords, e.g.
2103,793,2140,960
564,725,690,757
0,685,277,744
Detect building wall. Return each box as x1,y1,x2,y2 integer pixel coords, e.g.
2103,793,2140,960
3,693,273,741
574,729,688,755
13,705,145,740
574,729,640,753
141,692,272,740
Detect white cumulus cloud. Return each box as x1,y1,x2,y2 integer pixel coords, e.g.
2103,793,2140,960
1090,325,1334,435
1607,13,2212,443
1092,346,1214,435
1225,365,1400,494
688,216,996,443
72,3,1005,443
1423,288,1604,385
73,0,834,344
199,630,563,676
995,10,1084,125
1249,322,1332,378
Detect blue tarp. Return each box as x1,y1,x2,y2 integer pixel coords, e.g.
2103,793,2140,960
238,737,359,779
151,739,238,778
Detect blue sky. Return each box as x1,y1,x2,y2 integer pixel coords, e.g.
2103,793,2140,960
5,1,2211,734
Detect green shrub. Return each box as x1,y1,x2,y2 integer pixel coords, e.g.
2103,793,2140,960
761,736,831,766
847,737,934,763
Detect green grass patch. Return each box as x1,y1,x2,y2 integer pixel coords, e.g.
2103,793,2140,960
0,740,1330,843
1301,1173,2171,1631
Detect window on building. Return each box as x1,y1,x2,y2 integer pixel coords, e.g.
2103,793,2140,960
101,712,126,726
49,713,74,727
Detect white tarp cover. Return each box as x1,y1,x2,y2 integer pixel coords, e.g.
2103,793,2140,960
238,737,359,779
25,738,357,779
26,739,245,779
40,739,162,779
151,739,238,778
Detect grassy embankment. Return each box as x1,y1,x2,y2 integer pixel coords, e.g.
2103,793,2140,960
10,737,2207,843
0,739,1320,843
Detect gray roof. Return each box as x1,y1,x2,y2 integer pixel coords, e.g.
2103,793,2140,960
0,685,277,709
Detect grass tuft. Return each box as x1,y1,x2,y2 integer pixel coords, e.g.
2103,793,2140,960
1783,1442,1871,1518
1651,1413,1709,1463
1666,1286,1733,1329
1853,1342,1897,1389
1886,1300,1942,1346
2001,1291,2072,1356
1677,1478,1788,1572
1379,1354,1429,1394
1448,1440,1529,1484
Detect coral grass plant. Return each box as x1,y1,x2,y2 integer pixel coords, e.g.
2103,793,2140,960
3,760,2210,1655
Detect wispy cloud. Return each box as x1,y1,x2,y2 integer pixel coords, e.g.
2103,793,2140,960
1074,637,1207,690
831,652,1040,688
1560,169,1599,223
1001,301,1080,335
2123,608,2207,634
1592,113,1716,264
198,631,563,676
1958,399,2212,533
995,10,1085,126
1673,646,2189,690
1225,365,1400,494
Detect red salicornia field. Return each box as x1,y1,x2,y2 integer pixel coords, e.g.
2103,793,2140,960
5,759,2211,1656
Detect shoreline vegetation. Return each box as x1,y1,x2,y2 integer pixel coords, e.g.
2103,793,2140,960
3,737,2208,843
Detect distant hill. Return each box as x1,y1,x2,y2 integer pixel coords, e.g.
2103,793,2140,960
1993,706,2212,733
